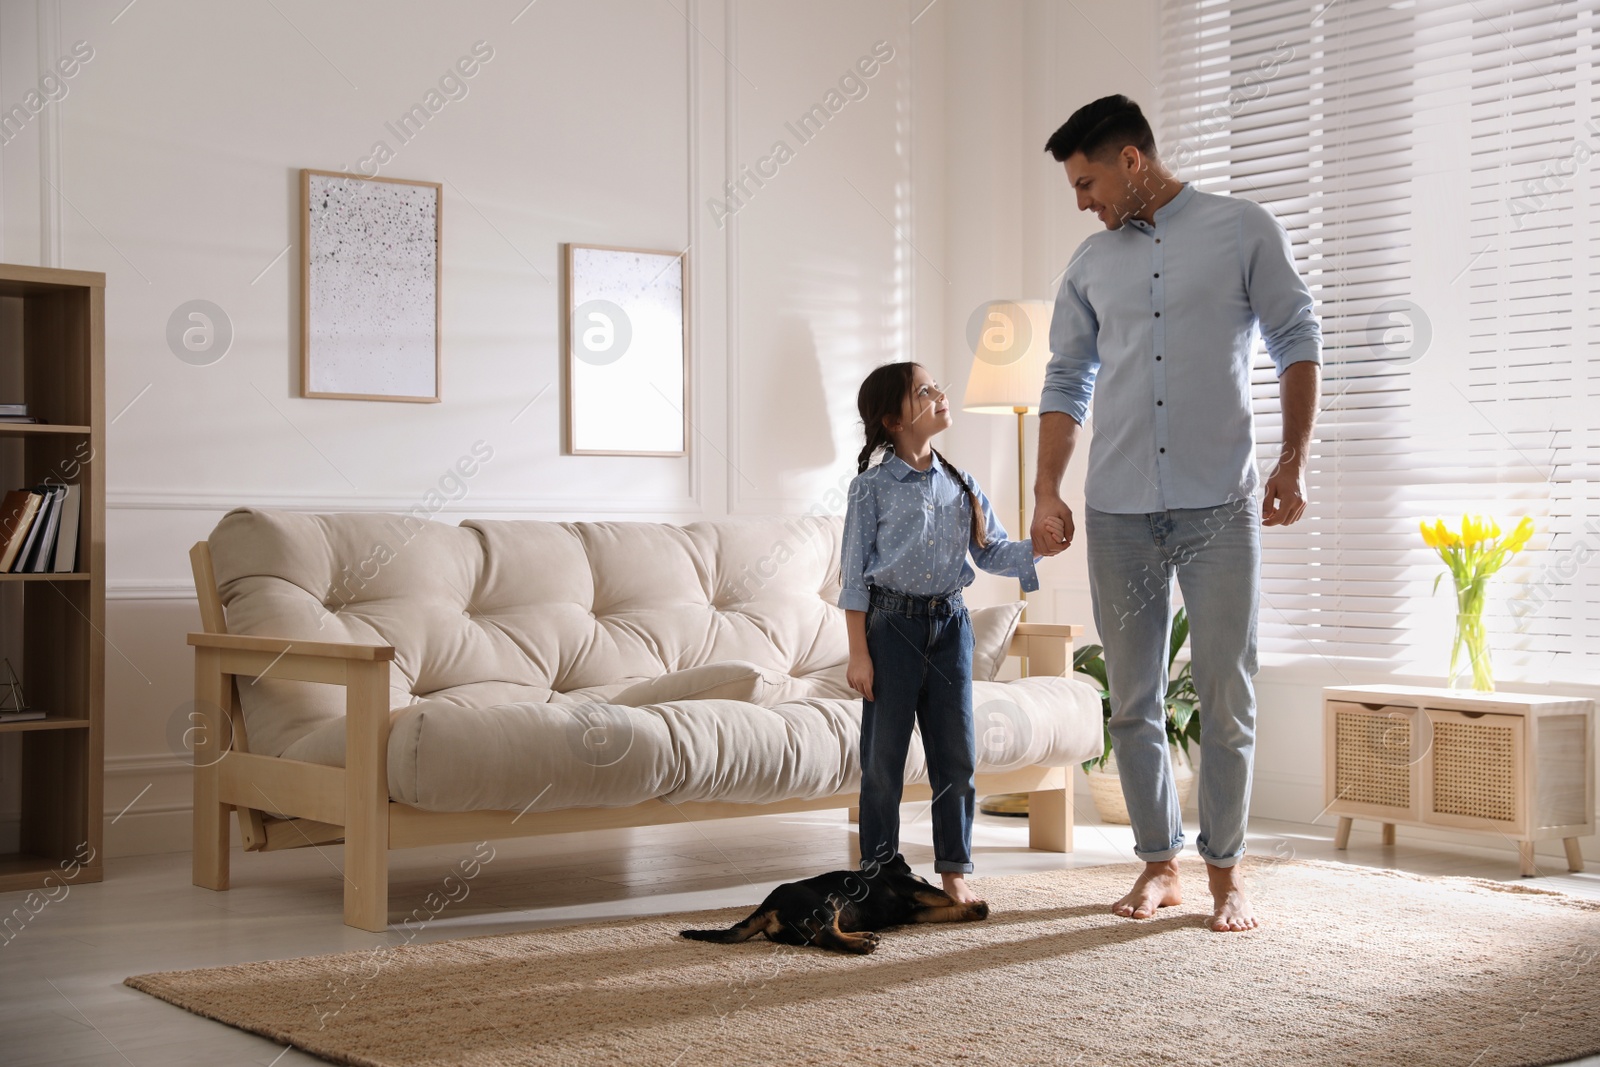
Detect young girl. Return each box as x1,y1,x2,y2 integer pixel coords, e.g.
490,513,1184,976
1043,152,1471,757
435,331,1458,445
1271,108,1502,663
840,361,1055,905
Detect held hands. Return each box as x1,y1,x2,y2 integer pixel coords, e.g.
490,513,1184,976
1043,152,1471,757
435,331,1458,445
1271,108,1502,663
1030,497,1075,556
847,650,874,702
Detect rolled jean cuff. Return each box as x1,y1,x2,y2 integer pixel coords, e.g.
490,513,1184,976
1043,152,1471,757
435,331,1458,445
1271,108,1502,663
1133,843,1183,864
1200,848,1245,869
934,860,974,874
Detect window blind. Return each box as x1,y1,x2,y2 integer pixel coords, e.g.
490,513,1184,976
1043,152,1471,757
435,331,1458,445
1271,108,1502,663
1158,0,1600,681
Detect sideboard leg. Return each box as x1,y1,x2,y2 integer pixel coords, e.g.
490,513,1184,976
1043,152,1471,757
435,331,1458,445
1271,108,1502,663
1333,817,1352,850
1380,822,1396,846
1518,841,1538,877
1564,837,1585,873
846,806,860,824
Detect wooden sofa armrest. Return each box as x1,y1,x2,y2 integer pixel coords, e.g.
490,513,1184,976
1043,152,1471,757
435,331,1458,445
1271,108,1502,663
187,538,390,928
190,630,394,926
187,631,395,660
1006,622,1085,678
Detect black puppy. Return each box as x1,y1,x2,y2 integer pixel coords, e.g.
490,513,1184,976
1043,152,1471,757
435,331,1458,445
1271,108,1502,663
679,854,988,954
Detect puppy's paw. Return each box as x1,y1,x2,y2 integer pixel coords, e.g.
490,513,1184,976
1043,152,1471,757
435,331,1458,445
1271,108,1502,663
860,931,882,944
855,938,878,955
968,901,990,921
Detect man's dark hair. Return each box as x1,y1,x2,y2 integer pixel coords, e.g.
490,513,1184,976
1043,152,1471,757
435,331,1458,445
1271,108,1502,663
1043,95,1158,163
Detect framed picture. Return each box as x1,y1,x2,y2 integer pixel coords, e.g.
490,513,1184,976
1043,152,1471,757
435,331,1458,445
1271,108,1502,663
563,243,688,455
300,168,442,402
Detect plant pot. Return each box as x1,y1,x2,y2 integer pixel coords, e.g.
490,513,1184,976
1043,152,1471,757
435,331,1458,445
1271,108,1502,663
1084,744,1194,825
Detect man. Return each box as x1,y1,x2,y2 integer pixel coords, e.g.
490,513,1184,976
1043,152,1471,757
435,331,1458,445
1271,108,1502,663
1030,95,1321,932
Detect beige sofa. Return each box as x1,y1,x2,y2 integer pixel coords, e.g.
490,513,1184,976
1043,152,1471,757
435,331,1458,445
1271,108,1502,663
187,508,1102,930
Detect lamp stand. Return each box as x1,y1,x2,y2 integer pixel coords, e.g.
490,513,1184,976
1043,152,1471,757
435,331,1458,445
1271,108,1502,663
980,406,1035,819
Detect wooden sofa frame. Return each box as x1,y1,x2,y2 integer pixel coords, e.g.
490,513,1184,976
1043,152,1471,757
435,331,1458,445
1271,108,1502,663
189,541,1086,931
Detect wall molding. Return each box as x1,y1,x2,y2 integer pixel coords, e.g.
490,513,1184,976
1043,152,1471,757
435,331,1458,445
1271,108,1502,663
36,0,62,268
106,753,189,777
107,489,718,514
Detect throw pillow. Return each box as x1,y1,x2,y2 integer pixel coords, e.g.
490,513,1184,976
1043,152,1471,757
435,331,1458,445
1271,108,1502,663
611,660,790,706
969,601,1026,681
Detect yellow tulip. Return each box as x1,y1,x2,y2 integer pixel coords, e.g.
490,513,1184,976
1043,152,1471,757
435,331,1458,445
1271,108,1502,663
1488,517,1501,540
1435,519,1460,548
1505,516,1534,553
1419,520,1437,548
1462,514,1482,546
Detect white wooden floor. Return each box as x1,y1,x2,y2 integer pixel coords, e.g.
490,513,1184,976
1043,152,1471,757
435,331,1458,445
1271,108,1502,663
2,805,1598,1066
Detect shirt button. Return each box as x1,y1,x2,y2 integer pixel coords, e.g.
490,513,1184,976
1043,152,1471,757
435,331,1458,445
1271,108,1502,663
1155,238,1161,244
1156,355,1163,361
1157,400,1164,406
1154,312,1161,317
1160,448,1167,453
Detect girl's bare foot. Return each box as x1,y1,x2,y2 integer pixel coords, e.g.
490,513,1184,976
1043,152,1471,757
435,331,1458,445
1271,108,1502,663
1111,859,1183,918
1205,861,1258,932
942,872,983,904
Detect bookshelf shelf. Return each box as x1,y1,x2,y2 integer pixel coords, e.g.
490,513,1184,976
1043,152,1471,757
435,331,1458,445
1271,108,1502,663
0,263,104,893
0,715,91,734
0,572,91,581
0,424,93,437
0,851,98,893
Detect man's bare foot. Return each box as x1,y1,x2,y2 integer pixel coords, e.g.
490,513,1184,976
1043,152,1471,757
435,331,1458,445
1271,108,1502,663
1206,862,1257,932
942,872,983,904
1111,859,1183,919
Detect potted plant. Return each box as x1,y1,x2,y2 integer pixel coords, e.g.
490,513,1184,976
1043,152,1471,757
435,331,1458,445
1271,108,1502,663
1072,606,1201,824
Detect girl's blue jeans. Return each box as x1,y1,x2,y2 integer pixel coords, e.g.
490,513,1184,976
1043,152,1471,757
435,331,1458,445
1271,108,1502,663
1085,499,1260,868
857,586,976,874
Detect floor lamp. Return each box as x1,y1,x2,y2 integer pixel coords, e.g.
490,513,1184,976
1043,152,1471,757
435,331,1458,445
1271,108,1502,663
961,299,1054,818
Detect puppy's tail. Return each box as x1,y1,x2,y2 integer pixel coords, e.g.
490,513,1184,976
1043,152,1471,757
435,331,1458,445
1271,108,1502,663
680,908,775,944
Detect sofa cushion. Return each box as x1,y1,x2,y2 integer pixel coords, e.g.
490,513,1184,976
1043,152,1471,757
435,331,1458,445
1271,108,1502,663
970,601,1026,681
612,661,791,707
277,675,1103,813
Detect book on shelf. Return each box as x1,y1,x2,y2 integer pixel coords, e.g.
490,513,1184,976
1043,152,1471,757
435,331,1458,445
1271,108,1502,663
0,415,42,423
0,709,46,724
0,483,80,573
0,403,28,416
22,485,64,572
53,483,80,572
0,489,42,570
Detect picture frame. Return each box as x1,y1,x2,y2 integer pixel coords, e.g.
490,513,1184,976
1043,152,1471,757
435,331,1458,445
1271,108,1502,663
300,168,442,402
563,243,688,456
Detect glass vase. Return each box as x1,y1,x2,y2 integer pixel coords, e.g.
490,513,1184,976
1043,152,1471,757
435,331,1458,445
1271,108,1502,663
1449,579,1493,692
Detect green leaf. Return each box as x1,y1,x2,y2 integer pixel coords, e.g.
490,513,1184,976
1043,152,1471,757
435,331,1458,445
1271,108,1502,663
1168,607,1189,672
1074,644,1108,690
1432,571,1444,597
1169,701,1195,734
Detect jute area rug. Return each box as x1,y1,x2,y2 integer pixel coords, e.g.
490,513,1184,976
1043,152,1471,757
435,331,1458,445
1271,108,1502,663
126,858,1600,1067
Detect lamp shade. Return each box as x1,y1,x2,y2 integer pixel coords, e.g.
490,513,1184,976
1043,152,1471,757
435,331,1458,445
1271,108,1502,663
961,299,1053,414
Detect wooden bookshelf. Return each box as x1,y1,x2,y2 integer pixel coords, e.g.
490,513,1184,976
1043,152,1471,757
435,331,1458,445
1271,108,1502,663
0,263,104,894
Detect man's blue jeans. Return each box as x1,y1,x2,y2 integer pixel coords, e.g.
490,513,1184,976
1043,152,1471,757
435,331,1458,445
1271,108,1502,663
1085,500,1260,867
858,587,976,874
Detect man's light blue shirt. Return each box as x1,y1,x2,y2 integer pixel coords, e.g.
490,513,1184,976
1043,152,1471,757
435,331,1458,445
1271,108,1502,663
1039,183,1321,514
838,448,1041,613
